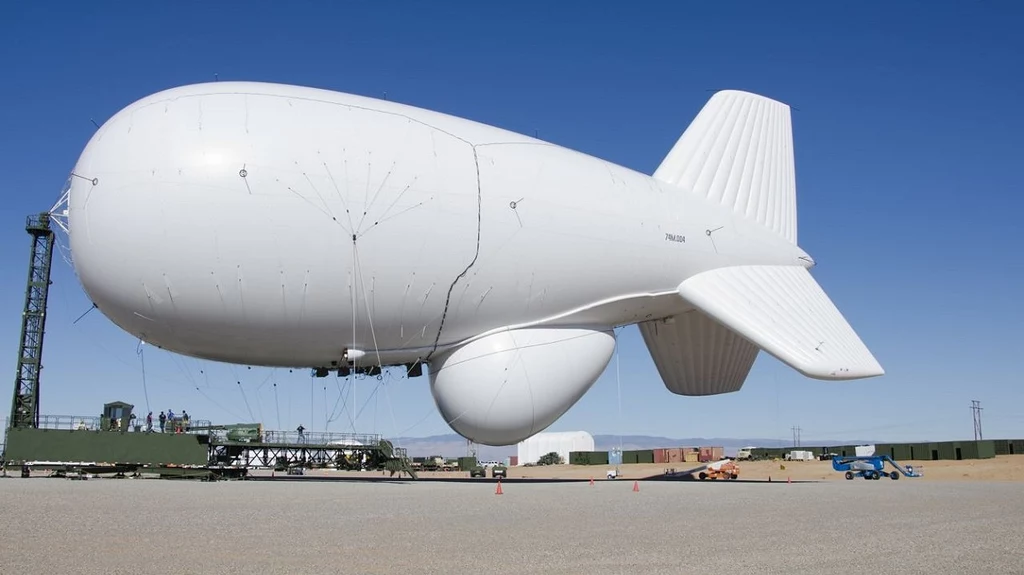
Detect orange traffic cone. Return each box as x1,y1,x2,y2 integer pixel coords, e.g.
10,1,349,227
589,477,594,486
787,476,791,484
495,481,503,495
632,481,640,492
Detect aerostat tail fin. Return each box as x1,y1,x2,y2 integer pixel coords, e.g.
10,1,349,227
653,90,797,244
677,265,884,380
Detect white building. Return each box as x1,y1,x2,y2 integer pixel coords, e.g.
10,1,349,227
517,431,594,465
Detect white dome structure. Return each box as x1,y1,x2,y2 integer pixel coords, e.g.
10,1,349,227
517,431,595,465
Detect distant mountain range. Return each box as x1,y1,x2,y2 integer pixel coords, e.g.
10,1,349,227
389,433,881,459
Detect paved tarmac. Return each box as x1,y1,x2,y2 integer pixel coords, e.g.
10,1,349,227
0,476,1021,574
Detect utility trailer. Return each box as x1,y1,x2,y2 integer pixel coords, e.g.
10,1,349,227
831,455,923,480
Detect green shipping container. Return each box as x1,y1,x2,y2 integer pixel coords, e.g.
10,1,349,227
937,441,957,460
890,444,913,461
909,443,937,461
957,441,975,460
994,440,1010,456
569,451,608,465
977,440,996,459
569,451,588,465
623,450,654,464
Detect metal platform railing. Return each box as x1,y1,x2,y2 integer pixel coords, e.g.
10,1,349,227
261,430,382,447
11,414,213,434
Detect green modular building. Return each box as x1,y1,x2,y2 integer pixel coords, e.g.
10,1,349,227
746,440,1012,461
569,451,609,466
3,427,209,466
622,449,655,464
994,439,1024,456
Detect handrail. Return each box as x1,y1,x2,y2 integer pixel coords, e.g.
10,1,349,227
3,414,213,434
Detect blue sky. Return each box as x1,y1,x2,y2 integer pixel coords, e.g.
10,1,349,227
2,2,1022,455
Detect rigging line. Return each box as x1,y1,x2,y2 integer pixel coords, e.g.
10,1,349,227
326,376,347,423
365,178,421,235
136,341,152,415
351,236,357,430
352,373,386,424
255,383,265,425
352,240,390,435
88,338,190,390
195,385,246,421
356,161,397,233
323,162,357,234
73,302,98,324
326,374,354,426
169,355,195,387
251,370,267,424
775,361,781,448
353,242,384,368
236,380,256,422
273,382,282,430
170,354,202,392
381,376,405,452
254,370,274,392
615,327,623,457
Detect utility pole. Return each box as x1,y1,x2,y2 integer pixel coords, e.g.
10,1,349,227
791,425,801,447
971,400,983,440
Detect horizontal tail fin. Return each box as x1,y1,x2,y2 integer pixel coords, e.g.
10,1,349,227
653,90,797,244
676,265,883,380
639,310,760,396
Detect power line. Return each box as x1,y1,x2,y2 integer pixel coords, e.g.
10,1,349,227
791,425,802,447
971,400,983,440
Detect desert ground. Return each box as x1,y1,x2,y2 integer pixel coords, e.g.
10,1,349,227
274,454,1024,482
501,455,1024,482
1,474,1022,574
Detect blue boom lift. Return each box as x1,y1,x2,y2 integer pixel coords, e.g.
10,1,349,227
831,455,924,480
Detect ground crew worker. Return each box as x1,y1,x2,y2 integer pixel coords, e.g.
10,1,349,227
158,411,166,432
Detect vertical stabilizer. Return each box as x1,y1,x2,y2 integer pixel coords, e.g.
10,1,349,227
653,90,797,244
639,310,760,396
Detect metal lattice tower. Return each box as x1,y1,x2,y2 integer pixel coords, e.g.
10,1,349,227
971,400,983,441
9,213,55,429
